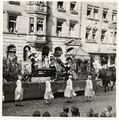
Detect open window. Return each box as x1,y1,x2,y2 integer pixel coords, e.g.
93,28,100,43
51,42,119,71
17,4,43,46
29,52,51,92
37,18,44,34
7,45,16,59
70,2,78,14
54,47,63,57
112,10,117,22
93,7,99,19
56,20,63,36
23,46,31,61
85,26,91,41
29,17,34,33
92,27,98,41
87,6,92,18
101,29,107,42
8,15,17,33
57,2,66,12
103,9,108,20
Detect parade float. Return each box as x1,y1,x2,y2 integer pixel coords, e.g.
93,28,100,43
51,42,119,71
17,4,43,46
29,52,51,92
3,48,101,102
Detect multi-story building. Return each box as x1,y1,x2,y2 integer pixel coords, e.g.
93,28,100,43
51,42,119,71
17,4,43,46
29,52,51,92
3,1,47,62
81,2,117,66
3,1,117,66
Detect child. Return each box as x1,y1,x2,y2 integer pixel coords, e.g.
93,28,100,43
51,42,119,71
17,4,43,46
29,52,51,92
32,110,41,117
64,74,77,103
104,105,113,117
42,111,51,117
71,106,80,117
85,75,94,101
44,77,54,104
15,75,24,106
63,106,69,116
86,108,94,117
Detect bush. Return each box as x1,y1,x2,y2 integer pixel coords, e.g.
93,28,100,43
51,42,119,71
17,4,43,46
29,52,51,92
3,56,22,82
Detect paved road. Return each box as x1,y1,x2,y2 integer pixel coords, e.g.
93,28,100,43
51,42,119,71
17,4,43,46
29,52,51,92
2,87,116,117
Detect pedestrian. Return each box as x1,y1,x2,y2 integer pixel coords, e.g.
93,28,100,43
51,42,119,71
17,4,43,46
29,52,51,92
44,77,54,104
64,74,77,103
104,105,113,117
71,106,80,117
32,110,41,117
15,75,24,106
85,75,94,101
63,106,69,116
42,111,51,117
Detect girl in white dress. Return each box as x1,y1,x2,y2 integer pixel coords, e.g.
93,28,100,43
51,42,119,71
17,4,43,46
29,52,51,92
64,74,76,102
85,75,94,101
15,75,24,106
44,78,54,104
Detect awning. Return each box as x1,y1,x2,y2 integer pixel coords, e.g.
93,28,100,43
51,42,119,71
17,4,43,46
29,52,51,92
66,47,90,60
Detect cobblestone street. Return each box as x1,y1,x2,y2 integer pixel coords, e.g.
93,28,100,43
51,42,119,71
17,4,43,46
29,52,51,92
3,87,116,117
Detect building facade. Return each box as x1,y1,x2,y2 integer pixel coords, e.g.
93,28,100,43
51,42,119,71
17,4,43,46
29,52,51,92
81,2,117,66
3,1,117,66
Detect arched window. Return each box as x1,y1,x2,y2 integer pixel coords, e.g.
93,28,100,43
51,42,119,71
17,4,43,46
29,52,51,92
42,46,49,61
7,45,16,59
54,47,63,57
23,46,31,61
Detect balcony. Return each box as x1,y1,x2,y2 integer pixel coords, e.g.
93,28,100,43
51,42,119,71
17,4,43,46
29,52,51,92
27,34,46,44
27,4,47,15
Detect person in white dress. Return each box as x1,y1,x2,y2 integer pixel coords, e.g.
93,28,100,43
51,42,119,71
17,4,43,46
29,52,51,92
44,78,54,104
85,75,95,101
15,75,24,106
64,74,77,103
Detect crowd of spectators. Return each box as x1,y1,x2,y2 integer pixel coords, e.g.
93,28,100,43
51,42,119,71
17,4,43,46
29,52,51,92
32,105,114,117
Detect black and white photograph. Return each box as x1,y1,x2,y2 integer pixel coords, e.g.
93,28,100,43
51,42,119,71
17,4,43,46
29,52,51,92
2,0,117,118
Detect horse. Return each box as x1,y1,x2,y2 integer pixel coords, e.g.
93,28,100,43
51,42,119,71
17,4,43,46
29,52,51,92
98,67,116,92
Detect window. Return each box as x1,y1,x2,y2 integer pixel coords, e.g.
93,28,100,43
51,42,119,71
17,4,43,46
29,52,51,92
100,55,108,65
103,9,108,20
69,23,76,37
87,6,92,18
112,10,117,22
114,31,117,43
29,17,34,33
70,2,78,14
23,46,31,61
101,29,107,42
7,45,16,59
54,47,62,57
92,27,98,41
93,8,98,19
85,31,89,39
9,1,20,5
85,26,91,41
37,18,44,34
56,21,63,36
8,15,17,33
57,2,65,12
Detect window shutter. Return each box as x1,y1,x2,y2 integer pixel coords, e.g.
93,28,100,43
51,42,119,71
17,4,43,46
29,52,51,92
16,16,29,34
